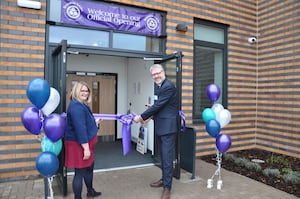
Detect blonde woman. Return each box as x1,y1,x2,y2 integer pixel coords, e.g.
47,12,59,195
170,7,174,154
64,81,101,199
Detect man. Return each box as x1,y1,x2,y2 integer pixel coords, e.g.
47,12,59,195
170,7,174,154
133,64,180,199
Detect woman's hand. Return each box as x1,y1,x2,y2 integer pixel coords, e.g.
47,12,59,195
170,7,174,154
82,143,91,160
83,148,91,160
95,118,103,129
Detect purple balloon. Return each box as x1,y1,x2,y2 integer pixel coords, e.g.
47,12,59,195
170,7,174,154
206,84,221,102
43,113,66,142
216,134,232,153
21,106,42,135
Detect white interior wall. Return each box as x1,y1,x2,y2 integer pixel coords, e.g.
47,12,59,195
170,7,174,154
67,54,154,153
127,59,154,152
67,54,127,138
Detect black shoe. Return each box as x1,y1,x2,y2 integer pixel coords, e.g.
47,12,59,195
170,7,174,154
87,189,101,198
150,179,163,188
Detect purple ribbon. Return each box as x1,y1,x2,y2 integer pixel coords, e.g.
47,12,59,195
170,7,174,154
179,111,186,132
62,111,185,155
93,113,136,155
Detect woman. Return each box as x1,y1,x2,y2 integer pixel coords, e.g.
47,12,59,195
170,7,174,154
64,81,101,199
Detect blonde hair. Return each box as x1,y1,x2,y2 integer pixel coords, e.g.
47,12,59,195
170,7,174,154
70,81,92,104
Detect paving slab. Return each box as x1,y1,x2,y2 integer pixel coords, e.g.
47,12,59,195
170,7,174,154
0,159,298,199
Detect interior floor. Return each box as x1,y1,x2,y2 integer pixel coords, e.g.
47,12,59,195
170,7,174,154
67,140,154,173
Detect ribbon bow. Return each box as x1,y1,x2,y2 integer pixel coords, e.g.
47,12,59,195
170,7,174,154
93,113,136,155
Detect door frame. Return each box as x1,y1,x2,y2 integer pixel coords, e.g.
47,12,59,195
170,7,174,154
46,40,183,195
46,40,68,196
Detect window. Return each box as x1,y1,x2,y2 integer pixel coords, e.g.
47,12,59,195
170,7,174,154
112,33,160,52
193,20,228,123
49,26,109,47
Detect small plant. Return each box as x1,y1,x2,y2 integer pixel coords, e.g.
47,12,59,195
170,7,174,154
282,167,293,174
223,153,236,162
234,157,249,167
283,171,300,185
244,161,262,172
262,168,280,178
266,154,289,167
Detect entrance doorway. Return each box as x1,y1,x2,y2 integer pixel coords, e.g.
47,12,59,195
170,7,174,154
47,40,183,196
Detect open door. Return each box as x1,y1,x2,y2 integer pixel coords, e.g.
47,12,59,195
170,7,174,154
46,40,68,196
144,51,183,179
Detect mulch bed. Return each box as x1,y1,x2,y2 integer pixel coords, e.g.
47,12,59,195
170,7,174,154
200,149,300,198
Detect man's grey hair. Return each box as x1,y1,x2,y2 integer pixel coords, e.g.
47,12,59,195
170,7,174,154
149,64,164,73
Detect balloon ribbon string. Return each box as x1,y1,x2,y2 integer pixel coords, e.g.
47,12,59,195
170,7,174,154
211,148,222,180
48,177,54,199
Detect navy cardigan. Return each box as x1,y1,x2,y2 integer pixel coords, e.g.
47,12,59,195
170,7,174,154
64,100,98,144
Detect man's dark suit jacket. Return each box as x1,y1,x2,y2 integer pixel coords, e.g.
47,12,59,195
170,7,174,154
140,78,180,136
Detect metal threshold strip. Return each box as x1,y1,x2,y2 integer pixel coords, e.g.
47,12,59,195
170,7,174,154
67,163,155,176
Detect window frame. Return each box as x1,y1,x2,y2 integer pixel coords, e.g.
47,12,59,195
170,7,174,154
193,19,228,124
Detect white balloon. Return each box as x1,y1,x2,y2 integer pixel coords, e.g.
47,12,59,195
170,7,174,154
216,109,231,128
212,103,224,116
41,87,60,116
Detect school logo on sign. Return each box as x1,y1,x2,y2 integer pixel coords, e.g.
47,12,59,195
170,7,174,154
145,15,160,33
63,1,83,21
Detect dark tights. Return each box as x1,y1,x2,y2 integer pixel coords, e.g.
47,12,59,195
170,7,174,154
73,162,94,199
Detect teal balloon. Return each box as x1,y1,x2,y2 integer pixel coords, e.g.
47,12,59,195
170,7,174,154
41,136,62,156
202,108,216,122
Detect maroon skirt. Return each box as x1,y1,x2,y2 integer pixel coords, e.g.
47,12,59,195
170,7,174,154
64,136,97,169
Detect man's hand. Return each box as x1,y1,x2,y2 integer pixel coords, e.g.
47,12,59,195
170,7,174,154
134,115,146,123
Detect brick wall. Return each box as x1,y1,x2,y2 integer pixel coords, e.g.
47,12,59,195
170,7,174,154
0,0,46,180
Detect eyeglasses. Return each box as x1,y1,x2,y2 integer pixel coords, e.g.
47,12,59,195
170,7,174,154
151,70,163,77
80,90,89,93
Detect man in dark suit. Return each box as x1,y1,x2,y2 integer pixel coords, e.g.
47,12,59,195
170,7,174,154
133,64,179,199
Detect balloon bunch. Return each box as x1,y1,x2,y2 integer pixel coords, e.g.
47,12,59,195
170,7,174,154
21,78,66,199
202,84,232,190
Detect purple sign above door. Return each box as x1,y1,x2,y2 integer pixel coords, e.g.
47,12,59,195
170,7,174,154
61,0,162,37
